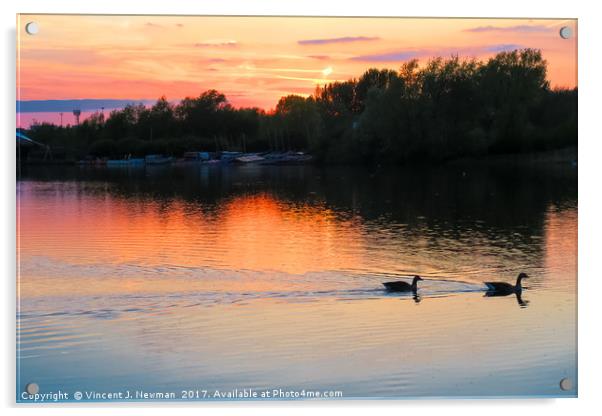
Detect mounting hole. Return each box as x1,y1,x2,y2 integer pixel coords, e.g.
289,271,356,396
25,383,39,394
559,26,572,40
559,377,572,391
25,22,39,35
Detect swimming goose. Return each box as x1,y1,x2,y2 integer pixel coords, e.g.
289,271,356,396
383,275,423,292
485,273,529,295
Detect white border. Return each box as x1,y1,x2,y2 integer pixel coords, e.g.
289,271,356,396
3,1,601,415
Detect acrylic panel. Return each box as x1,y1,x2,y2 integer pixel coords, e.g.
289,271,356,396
16,15,577,402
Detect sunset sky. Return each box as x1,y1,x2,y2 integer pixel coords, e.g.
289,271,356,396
17,15,577,125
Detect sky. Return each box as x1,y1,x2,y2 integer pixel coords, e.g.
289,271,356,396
17,15,577,126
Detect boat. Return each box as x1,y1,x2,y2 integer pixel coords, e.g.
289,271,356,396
182,151,211,162
219,151,244,163
260,152,313,165
106,158,144,167
145,154,173,165
233,154,265,164
77,157,107,166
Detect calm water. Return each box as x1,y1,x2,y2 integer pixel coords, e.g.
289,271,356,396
17,163,577,400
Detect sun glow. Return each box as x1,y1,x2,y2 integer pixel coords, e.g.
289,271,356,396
322,66,333,77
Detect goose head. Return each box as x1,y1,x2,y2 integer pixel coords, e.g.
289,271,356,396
516,273,529,290
517,272,529,282
411,275,423,289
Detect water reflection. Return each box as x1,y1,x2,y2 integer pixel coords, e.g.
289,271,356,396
18,163,577,280
17,163,577,398
485,291,530,308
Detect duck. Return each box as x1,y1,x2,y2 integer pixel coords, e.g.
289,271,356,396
484,272,529,295
383,275,423,292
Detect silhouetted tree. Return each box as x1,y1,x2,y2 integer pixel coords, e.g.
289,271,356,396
21,49,576,165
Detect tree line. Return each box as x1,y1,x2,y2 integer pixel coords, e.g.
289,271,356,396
21,48,577,164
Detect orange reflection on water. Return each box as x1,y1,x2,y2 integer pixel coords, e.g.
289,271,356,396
19,191,366,297
216,194,364,274
543,206,578,284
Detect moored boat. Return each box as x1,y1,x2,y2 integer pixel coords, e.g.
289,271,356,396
145,154,173,165
106,158,144,167
233,154,265,164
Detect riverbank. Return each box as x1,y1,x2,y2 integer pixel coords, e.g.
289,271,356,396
446,146,577,167
19,146,577,169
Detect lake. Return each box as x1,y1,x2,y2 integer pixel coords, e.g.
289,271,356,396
16,162,577,400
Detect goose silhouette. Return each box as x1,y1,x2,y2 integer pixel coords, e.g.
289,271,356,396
383,275,423,292
484,272,529,295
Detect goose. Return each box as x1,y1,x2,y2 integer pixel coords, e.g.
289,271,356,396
484,273,529,295
383,275,423,292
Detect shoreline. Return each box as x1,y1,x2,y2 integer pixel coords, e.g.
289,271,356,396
445,146,577,167
18,146,578,168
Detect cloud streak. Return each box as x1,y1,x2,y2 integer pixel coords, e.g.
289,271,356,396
464,24,551,33
194,39,238,47
350,51,420,62
350,44,524,62
483,43,523,53
298,36,379,45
